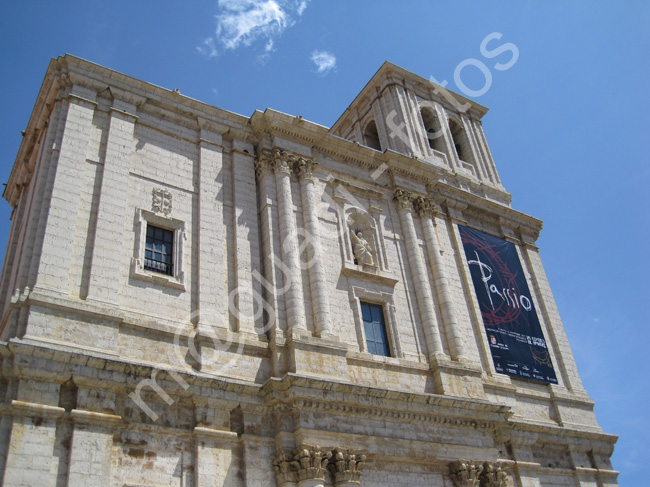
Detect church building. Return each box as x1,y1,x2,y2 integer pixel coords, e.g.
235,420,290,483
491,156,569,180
0,55,617,487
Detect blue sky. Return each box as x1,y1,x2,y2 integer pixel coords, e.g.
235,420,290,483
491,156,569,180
0,1,647,484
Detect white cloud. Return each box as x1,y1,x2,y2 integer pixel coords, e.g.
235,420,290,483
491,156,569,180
198,0,309,58
197,37,218,58
311,50,336,74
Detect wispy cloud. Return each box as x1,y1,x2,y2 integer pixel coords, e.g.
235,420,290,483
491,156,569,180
198,0,309,58
311,50,336,74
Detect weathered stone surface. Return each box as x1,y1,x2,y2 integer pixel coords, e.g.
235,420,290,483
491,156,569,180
0,56,617,487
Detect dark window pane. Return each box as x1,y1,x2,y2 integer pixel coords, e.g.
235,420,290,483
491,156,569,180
144,224,174,276
360,301,390,357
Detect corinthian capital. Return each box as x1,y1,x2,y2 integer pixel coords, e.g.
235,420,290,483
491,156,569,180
413,196,437,218
272,445,333,486
254,152,274,180
272,148,292,174
393,189,414,211
479,462,509,487
329,448,366,484
293,157,318,179
449,460,483,487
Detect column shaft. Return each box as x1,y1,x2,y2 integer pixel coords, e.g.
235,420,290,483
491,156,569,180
394,191,444,358
274,153,306,331
419,213,467,361
297,162,332,337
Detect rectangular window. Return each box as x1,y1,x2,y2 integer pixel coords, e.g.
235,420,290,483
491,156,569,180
144,225,174,276
361,301,390,357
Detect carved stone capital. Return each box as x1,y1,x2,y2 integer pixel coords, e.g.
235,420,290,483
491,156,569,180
272,148,292,175
413,196,437,218
329,448,366,485
254,154,274,180
449,460,483,487
393,189,414,211
293,157,318,180
479,462,509,487
273,450,299,485
273,446,333,486
295,446,332,482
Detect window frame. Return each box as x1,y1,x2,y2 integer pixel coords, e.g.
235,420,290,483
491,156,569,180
350,286,402,358
131,209,186,290
360,301,390,357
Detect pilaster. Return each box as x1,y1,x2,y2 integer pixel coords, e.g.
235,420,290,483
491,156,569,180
197,119,227,333
67,409,120,486
34,83,97,294
86,91,143,304
232,141,263,336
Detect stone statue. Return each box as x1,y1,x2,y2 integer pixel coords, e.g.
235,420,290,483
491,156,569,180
351,231,374,266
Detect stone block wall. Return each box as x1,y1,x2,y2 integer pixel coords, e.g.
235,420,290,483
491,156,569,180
0,55,618,486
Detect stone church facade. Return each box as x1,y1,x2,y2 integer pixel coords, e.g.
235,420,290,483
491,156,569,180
0,55,617,486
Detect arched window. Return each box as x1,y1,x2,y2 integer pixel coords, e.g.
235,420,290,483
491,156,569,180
420,107,444,153
449,119,467,161
363,120,381,151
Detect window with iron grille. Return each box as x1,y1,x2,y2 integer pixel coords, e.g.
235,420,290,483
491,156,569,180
361,301,390,357
144,225,174,276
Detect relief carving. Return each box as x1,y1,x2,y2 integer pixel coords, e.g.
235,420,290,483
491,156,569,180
152,188,172,216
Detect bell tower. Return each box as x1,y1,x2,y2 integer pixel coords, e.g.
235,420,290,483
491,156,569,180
331,62,508,204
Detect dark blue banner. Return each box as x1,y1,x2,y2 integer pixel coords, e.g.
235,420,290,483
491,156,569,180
458,225,557,384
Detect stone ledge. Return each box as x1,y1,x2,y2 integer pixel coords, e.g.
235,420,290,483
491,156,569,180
341,263,398,287
70,408,121,426
11,400,65,419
